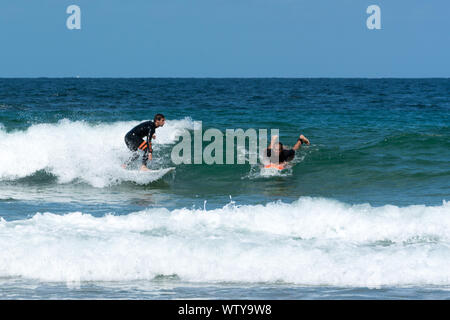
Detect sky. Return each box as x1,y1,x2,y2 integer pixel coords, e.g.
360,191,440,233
0,0,449,77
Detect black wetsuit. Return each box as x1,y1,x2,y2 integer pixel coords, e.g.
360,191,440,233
266,148,295,163
124,121,156,165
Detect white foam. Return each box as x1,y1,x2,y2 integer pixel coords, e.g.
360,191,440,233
0,118,193,187
245,154,305,179
0,197,449,286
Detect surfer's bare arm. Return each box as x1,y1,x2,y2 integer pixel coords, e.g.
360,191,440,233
268,135,279,149
293,134,310,151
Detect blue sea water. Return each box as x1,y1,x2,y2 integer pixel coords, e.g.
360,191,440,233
0,78,449,299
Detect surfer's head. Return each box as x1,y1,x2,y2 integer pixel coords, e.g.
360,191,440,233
154,114,165,127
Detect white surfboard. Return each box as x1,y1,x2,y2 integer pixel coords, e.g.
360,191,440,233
121,167,175,184
144,167,175,176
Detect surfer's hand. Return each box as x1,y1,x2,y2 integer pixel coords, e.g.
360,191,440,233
299,134,310,145
148,153,153,160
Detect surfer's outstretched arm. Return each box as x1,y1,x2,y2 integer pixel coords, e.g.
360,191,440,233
268,135,279,149
293,134,310,151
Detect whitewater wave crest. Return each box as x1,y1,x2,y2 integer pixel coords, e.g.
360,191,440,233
0,118,194,187
1,197,449,286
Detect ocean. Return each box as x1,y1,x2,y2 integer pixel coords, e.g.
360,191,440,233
0,78,449,299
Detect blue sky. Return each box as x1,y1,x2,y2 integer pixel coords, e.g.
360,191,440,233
0,0,449,77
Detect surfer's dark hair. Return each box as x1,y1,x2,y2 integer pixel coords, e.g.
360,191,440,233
154,114,165,122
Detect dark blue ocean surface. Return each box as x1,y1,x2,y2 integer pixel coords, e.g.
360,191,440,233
0,78,449,299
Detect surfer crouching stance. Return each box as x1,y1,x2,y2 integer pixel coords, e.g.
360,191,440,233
122,114,166,171
265,134,310,169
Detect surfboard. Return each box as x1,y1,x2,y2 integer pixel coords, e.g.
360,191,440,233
263,164,286,170
121,167,175,184
143,167,175,175
259,163,293,177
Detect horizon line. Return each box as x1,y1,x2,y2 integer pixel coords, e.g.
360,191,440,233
0,76,449,80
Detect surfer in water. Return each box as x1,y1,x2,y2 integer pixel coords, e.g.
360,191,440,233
122,114,166,171
264,134,310,169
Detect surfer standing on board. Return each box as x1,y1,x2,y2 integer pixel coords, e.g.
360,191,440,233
122,114,166,171
265,134,310,169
